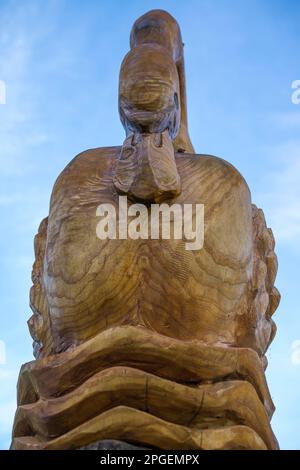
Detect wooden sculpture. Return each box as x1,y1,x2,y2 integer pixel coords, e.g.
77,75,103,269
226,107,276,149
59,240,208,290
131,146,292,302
11,10,280,450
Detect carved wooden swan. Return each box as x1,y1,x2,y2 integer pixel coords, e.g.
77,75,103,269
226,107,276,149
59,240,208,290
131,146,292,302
11,10,280,450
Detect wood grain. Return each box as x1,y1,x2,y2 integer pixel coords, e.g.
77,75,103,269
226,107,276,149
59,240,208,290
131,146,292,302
11,9,280,450
12,406,268,450
13,366,277,449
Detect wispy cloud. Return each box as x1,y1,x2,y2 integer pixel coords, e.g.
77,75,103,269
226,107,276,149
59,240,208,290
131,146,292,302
0,399,16,448
0,365,19,449
0,2,54,176
0,399,15,429
0,341,6,365
271,111,300,128
291,340,300,366
258,140,300,246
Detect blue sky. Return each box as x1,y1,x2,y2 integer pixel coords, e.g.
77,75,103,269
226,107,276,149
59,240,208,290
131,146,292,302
0,0,299,450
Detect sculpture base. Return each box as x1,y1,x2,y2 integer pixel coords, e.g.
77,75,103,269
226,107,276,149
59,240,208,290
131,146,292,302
79,440,149,450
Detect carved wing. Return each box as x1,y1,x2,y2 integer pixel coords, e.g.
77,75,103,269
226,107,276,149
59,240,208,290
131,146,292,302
246,205,281,361
27,217,54,358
